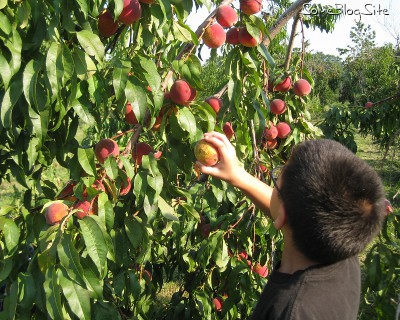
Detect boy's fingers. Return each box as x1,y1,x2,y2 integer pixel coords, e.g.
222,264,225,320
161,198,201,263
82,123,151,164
203,135,229,158
196,161,218,175
204,131,231,146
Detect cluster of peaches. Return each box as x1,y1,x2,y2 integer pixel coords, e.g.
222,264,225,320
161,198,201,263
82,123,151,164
262,76,312,150
203,0,264,49
44,135,162,226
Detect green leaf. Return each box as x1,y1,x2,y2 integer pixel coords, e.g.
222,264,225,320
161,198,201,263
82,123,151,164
113,0,124,18
133,171,148,206
113,59,130,100
46,42,59,98
4,27,22,76
127,270,141,300
104,156,118,180
81,257,103,299
173,20,193,42
17,272,36,310
75,0,88,19
6,281,18,319
181,203,200,221
124,216,145,249
137,56,161,92
158,197,179,221
93,301,121,320
73,49,97,80
0,255,13,281
212,231,229,271
44,266,66,320
0,54,11,89
0,217,20,254
72,99,95,124
0,0,7,10
0,79,23,129
258,43,276,68
27,137,39,169
97,193,114,232
57,233,86,288
125,80,147,123
38,244,57,273
177,107,197,140
79,217,108,278
252,101,266,140
118,155,135,179
58,268,91,319
78,147,96,177
76,30,104,63
0,206,16,216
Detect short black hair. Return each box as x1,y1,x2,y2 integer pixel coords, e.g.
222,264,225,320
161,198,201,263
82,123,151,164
280,139,386,264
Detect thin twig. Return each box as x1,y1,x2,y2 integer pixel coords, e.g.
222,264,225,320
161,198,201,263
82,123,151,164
300,16,305,77
263,0,311,47
284,13,300,71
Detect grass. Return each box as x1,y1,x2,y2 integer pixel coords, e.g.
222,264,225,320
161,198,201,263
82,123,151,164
355,134,400,208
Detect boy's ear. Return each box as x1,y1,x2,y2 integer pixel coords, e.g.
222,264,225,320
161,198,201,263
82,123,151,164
273,204,287,230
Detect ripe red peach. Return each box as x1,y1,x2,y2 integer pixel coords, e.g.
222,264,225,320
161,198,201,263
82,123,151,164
118,0,142,25
205,96,222,113
73,200,94,219
45,202,69,225
276,122,291,139
132,142,153,166
95,139,120,164
293,79,311,97
238,28,261,47
188,85,197,104
216,5,238,28
364,101,374,109
170,80,192,105
226,27,240,45
237,250,248,261
203,23,226,49
125,102,138,125
98,10,119,38
270,99,287,115
264,123,278,141
120,173,132,196
252,262,268,278
139,0,154,3
200,223,211,238
57,180,76,201
223,122,235,140
274,76,292,92
240,0,262,15
213,297,223,312
267,139,278,150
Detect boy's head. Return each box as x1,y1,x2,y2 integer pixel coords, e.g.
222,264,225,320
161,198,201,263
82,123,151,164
279,139,386,264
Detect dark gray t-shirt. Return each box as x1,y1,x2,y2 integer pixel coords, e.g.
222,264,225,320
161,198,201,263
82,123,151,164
251,256,361,320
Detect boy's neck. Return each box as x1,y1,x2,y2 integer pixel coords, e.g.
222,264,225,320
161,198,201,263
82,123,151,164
278,230,319,274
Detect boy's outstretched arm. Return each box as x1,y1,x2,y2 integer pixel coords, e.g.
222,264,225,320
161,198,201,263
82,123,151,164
196,132,273,217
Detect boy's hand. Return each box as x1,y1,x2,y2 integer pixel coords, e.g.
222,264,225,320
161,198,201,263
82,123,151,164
195,131,245,187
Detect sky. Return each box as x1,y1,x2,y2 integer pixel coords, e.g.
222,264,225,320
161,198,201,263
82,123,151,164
187,0,399,59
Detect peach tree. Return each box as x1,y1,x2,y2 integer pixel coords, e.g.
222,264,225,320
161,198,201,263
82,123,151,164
0,0,342,318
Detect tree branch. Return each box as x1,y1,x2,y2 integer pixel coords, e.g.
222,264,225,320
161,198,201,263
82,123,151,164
284,12,300,71
263,0,310,47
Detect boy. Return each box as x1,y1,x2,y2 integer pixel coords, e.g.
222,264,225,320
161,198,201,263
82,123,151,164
196,132,386,320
